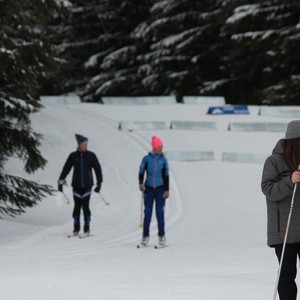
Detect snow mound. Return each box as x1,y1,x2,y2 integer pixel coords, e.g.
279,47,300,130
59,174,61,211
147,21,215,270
165,151,214,161
222,152,268,164
119,121,167,131
228,122,287,132
102,96,176,105
183,96,225,105
40,94,81,105
259,106,300,118
170,121,217,131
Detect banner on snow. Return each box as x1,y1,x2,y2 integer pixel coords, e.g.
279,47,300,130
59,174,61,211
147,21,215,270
207,105,249,115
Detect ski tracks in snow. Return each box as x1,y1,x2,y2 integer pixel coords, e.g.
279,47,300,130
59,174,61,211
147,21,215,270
63,105,185,249
0,103,186,273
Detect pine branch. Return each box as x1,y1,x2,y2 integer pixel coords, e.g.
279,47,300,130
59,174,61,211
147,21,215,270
0,119,47,173
0,174,53,218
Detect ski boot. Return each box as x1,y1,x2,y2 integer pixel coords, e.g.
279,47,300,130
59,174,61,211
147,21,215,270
141,236,149,246
158,235,166,246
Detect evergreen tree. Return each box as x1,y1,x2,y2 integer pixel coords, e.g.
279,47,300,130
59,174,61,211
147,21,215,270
51,0,300,105
135,0,224,99
0,0,64,216
53,0,152,101
220,0,300,104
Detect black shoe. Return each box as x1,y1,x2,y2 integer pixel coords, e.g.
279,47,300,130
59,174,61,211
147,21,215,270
74,225,80,233
84,225,90,233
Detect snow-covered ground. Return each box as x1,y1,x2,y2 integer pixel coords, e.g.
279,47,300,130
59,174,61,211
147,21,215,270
0,102,292,299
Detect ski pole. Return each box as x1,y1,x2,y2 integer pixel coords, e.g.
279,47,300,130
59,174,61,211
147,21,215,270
273,165,300,300
139,192,144,229
57,180,70,204
62,192,70,205
99,193,110,206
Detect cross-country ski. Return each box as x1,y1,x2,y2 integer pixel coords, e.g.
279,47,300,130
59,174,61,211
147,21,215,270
67,233,78,238
78,233,91,239
68,233,91,239
154,244,168,249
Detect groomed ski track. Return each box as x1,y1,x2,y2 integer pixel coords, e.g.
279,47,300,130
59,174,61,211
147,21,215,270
0,102,284,299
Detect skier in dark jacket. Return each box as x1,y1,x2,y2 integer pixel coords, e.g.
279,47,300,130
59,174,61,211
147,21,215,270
262,120,300,300
58,134,103,235
139,136,169,246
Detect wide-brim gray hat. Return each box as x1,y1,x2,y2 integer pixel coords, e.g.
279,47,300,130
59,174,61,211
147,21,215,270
285,120,300,140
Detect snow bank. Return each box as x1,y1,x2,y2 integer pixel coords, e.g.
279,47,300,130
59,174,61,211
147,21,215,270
102,96,176,105
170,121,217,131
40,94,81,105
119,121,167,131
165,151,214,162
183,96,225,105
229,122,287,132
259,106,300,118
222,152,268,164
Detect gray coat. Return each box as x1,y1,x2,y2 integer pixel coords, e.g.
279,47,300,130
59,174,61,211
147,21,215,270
261,139,300,247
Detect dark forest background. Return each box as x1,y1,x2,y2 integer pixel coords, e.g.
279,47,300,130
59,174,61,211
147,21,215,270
47,0,300,105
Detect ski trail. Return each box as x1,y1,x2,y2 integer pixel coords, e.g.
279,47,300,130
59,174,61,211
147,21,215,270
0,102,275,300
65,105,185,244
39,105,153,249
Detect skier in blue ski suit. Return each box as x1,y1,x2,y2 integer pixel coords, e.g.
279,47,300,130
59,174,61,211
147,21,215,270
139,136,169,245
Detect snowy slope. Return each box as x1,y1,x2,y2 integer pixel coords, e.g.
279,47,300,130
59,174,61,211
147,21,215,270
0,102,292,300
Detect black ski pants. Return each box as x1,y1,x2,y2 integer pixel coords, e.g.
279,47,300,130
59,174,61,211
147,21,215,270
275,243,300,300
72,187,92,233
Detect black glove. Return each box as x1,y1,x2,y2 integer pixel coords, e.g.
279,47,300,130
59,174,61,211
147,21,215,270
58,184,63,192
94,184,101,193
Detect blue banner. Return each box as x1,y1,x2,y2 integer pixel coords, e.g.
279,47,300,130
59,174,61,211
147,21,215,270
207,105,249,115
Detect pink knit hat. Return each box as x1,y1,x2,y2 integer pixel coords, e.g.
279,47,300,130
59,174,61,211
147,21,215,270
151,136,163,149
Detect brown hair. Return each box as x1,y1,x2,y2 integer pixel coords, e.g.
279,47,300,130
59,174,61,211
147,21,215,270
283,139,300,170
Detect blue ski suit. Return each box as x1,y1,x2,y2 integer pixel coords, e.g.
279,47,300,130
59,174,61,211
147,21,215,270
139,152,169,237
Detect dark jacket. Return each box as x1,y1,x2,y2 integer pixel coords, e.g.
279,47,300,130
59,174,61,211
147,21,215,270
59,150,102,189
139,152,169,190
261,139,300,247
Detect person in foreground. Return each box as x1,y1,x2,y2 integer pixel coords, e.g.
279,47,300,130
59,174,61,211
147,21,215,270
58,134,103,236
139,136,169,246
262,120,300,300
